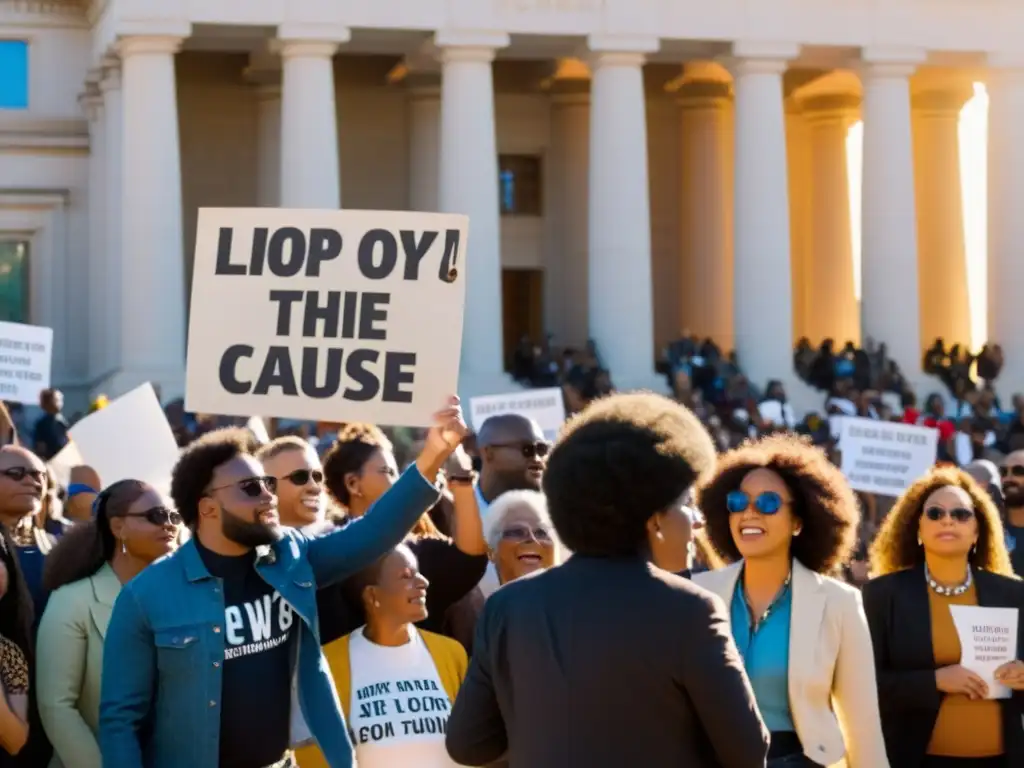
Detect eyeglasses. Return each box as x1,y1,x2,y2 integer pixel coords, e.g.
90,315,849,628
1000,465,1024,478
924,506,974,523
124,507,183,527
491,441,551,460
208,476,277,498
500,524,553,543
1,467,44,483
726,490,787,516
281,469,324,487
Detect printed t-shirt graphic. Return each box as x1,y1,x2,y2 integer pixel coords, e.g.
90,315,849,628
347,627,460,768
198,541,297,768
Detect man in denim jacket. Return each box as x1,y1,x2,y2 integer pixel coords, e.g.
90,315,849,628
99,400,466,768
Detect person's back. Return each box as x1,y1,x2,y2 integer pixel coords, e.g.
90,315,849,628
456,557,765,767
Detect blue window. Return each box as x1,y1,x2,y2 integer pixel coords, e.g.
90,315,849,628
0,41,29,109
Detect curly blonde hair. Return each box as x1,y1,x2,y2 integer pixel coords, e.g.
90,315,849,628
869,466,1015,577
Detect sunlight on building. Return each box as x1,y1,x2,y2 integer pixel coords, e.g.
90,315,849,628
845,82,988,347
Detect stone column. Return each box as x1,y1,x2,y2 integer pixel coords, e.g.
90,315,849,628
548,79,590,349
802,93,860,346
408,73,441,212
80,79,107,381
436,30,515,398
255,85,281,207
785,102,812,343
859,48,925,388
675,75,734,349
276,25,348,208
731,42,799,388
99,61,122,385
586,35,662,391
116,35,188,398
913,82,973,350
987,58,1024,394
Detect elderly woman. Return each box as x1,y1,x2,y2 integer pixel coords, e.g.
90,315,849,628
481,490,564,586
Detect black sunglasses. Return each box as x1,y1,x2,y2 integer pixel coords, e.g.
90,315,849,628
125,507,183,527
1,467,44,483
1000,465,1024,478
491,441,550,460
282,469,323,487
209,476,277,498
924,506,974,523
726,490,786,516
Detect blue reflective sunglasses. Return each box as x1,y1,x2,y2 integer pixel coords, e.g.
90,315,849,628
726,490,785,516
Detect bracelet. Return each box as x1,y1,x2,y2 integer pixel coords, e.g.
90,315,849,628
447,472,477,486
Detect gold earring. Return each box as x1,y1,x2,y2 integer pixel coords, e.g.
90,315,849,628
121,539,127,554
373,600,380,608
917,535,922,546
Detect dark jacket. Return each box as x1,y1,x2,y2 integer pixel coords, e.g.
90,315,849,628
862,565,1024,767
446,556,768,768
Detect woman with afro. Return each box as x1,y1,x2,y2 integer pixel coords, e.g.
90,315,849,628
864,466,1024,768
694,433,887,768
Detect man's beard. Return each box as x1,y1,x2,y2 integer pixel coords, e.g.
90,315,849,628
221,506,282,548
1004,483,1024,508
493,471,542,496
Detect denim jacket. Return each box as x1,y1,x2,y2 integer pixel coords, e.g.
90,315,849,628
98,465,439,768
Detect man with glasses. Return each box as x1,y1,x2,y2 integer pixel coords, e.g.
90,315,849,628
999,450,1024,575
100,401,467,768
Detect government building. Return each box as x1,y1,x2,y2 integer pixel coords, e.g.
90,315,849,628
1,0,1022,411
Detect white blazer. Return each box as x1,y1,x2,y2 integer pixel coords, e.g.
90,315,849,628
694,560,889,768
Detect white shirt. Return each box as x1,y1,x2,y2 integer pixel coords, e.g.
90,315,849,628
347,627,459,768
475,485,501,597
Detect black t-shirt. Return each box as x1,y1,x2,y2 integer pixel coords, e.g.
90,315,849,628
197,541,296,768
1007,525,1024,577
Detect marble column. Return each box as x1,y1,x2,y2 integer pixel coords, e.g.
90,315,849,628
803,93,860,346
860,48,925,387
987,58,1024,394
913,83,973,350
586,36,662,390
785,102,813,343
407,74,440,212
116,35,188,398
276,26,348,208
731,42,798,388
435,31,515,398
99,62,122,385
676,78,734,349
81,79,107,382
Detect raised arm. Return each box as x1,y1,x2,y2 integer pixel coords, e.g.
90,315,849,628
678,592,769,768
98,587,154,768
307,397,467,587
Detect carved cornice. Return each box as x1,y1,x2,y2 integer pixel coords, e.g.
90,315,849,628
0,0,85,14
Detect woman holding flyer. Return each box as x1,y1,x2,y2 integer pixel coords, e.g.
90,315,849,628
864,466,1024,768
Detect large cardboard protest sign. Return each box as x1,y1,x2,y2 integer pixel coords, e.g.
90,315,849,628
69,383,180,495
185,208,467,427
470,388,566,441
838,416,938,496
0,321,53,405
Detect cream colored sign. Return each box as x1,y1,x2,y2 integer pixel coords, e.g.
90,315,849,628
185,208,467,427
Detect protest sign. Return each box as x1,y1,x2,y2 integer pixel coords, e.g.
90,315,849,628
470,387,566,441
838,416,938,496
185,208,468,427
0,321,52,405
47,441,85,490
246,416,270,444
950,605,1018,699
69,383,180,495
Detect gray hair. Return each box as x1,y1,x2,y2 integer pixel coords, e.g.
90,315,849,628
482,490,565,560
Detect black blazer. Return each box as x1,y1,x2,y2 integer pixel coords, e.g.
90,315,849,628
862,565,1024,767
445,556,769,768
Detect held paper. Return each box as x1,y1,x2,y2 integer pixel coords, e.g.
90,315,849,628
950,604,1018,700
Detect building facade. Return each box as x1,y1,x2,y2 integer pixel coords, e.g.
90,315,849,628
1,0,1023,410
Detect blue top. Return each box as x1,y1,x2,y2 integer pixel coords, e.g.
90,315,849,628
730,572,795,733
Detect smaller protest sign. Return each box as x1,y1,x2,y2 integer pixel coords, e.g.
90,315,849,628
469,387,566,441
69,383,180,495
838,416,938,496
0,321,53,405
950,605,1018,699
185,208,468,427
246,416,270,444
47,441,85,490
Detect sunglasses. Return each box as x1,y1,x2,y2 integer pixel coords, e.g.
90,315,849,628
209,476,277,498
492,441,551,460
1000,465,1024,478
125,507,183,527
500,524,553,543
282,469,324,487
924,506,974,523
726,490,787,516
1,467,44,483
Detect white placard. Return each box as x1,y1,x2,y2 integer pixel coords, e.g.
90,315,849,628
950,605,1018,700
185,208,467,427
0,321,53,405
838,416,938,496
469,387,566,441
246,416,270,444
47,441,85,490
68,383,180,496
